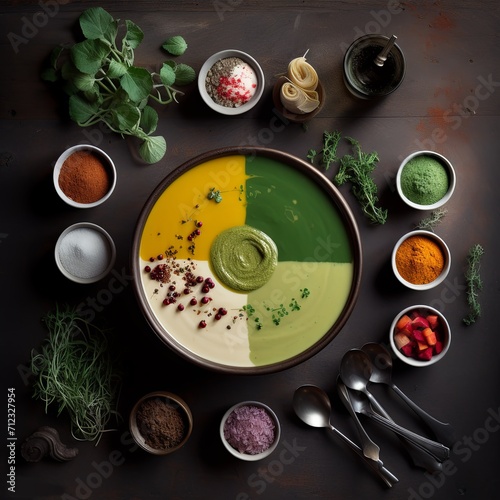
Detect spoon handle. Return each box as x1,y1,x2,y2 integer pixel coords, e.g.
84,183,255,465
328,425,398,487
365,390,443,473
337,379,380,461
391,383,456,447
364,410,450,461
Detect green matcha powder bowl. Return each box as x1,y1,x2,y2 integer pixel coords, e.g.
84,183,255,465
396,151,456,210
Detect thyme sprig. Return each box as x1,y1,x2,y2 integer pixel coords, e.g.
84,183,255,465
416,208,448,232
30,306,121,444
463,244,484,325
334,137,387,225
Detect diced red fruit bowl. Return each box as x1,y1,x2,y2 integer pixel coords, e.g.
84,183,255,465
389,305,451,367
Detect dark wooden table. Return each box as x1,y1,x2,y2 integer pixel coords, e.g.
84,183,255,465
2,1,499,499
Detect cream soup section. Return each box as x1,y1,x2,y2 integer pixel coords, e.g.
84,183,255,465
140,259,251,366
140,258,353,367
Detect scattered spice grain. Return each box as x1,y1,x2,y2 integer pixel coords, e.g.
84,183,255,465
58,150,111,203
136,398,186,450
395,235,445,284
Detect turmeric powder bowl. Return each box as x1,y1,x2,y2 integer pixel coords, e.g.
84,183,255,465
53,144,117,208
391,230,451,290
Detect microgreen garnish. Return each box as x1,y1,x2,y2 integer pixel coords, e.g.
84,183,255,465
463,244,484,325
41,7,195,164
207,185,244,203
30,306,121,444
300,288,310,299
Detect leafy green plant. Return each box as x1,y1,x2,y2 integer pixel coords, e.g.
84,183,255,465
41,7,196,164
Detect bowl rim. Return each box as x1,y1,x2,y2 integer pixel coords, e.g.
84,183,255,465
389,304,451,367
343,34,406,99
53,144,117,208
130,146,363,375
396,150,456,210
129,391,193,455
55,222,116,284
197,49,265,115
391,229,451,290
220,400,281,461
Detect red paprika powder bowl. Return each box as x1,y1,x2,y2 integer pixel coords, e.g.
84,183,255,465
391,230,451,291
53,145,117,208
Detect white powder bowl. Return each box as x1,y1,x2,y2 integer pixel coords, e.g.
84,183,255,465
55,222,116,284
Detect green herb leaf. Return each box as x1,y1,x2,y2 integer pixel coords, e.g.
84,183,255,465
139,135,167,164
123,19,144,49
173,63,196,86
162,35,188,56
79,7,117,44
108,102,141,131
68,94,99,123
107,59,128,79
139,105,158,135
160,63,176,87
120,66,153,102
72,72,97,92
70,39,109,74
463,244,484,325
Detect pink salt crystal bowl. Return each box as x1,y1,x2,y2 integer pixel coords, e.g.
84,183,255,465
220,401,281,461
129,391,193,455
389,305,451,368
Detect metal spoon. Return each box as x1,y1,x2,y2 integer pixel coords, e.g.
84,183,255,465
293,385,398,487
346,386,450,461
374,35,397,67
340,349,443,473
336,376,381,461
361,342,456,446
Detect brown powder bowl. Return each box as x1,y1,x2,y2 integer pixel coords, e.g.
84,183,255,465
129,391,193,455
391,230,451,291
53,144,116,208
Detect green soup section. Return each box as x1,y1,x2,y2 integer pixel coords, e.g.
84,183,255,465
138,154,356,368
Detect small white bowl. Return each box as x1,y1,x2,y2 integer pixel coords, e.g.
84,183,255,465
396,151,455,210
55,222,116,284
198,49,265,115
53,144,116,208
220,401,280,461
389,305,451,367
129,391,193,455
392,230,451,290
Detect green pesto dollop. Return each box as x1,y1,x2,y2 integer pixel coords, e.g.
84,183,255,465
210,226,278,292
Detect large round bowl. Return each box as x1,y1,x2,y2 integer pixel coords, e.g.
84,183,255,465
132,147,362,374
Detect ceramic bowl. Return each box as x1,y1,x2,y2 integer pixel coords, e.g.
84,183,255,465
198,49,265,115
55,222,116,284
392,230,451,291
53,144,116,208
389,304,451,367
272,76,325,123
343,34,405,99
220,401,281,461
129,391,193,455
396,150,456,210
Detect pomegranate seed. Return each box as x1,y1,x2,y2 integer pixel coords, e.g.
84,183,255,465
162,298,169,306
157,254,163,260
144,265,151,273
177,304,185,311
218,308,227,316
149,257,155,262
199,320,207,328
202,285,210,293
183,288,191,295
196,276,204,283
215,313,222,320
196,221,203,227
195,229,201,236
201,296,211,304
169,285,176,291
190,298,198,306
